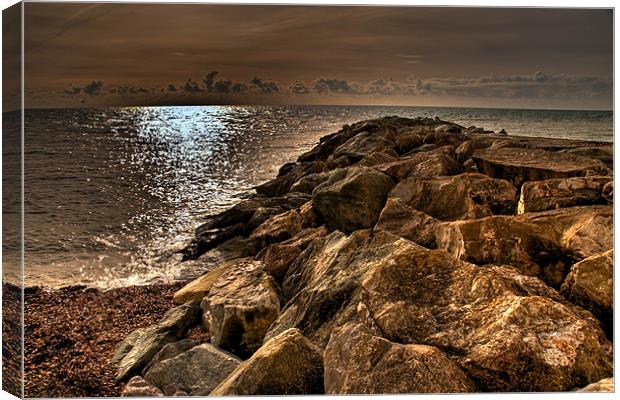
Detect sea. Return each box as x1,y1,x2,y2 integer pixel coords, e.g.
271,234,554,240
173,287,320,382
2,105,613,289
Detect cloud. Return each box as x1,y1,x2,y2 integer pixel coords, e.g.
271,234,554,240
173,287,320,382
167,84,177,91
203,71,219,92
250,76,281,93
182,78,203,93
83,80,103,95
232,83,248,93
289,80,310,94
63,85,82,95
312,78,359,94
214,79,232,93
366,78,401,95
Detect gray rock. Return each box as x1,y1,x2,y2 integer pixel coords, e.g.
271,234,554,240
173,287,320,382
143,339,199,374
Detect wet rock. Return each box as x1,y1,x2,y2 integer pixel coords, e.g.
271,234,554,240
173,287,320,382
332,131,396,161
518,176,612,214
115,301,202,381
255,161,327,197
143,339,198,374
390,173,516,220
211,328,324,395
561,250,613,334
577,377,614,392
144,343,241,396
472,147,608,187
121,376,164,397
359,244,612,391
249,209,305,248
200,258,280,358
324,323,475,394
374,198,438,248
258,226,329,281
312,167,394,233
376,146,462,181
436,205,613,287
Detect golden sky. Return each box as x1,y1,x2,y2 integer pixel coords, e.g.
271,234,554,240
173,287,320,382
12,3,614,109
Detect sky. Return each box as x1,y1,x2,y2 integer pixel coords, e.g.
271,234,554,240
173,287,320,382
14,3,615,110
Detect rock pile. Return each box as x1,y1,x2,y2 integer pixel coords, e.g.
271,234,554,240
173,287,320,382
114,116,614,395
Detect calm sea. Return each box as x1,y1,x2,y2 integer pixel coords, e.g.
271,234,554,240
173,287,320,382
4,105,613,288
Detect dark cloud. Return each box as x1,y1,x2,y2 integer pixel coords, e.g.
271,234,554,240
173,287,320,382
313,78,358,94
366,78,401,95
203,71,219,92
231,83,248,93
250,76,280,93
214,79,232,93
167,84,177,91
83,80,103,95
182,79,203,93
289,80,310,94
63,85,81,95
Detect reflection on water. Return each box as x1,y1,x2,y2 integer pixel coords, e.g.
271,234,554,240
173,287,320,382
20,105,612,288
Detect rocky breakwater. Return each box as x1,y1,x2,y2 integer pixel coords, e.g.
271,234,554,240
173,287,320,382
113,116,614,395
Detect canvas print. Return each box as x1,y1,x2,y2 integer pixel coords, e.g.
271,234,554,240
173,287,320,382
1,2,614,398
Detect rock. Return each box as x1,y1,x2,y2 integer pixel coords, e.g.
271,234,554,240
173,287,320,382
255,161,327,197
249,209,305,248
143,339,198,374
472,147,608,187
423,131,468,148
258,226,329,281
332,132,396,161
602,180,613,202
289,172,330,194
463,158,477,172
359,243,612,391
324,323,475,394
312,167,394,233
518,176,612,214
112,328,148,366
173,261,236,304
560,147,613,168
390,173,516,220
374,198,438,248
435,205,612,287
376,146,462,181
561,250,613,334
384,131,424,154
121,376,164,397
455,136,496,162
357,151,399,167
211,329,324,395
499,129,508,135
144,343,241,396
115,301,202,381
201,258,280,358
577,377,614,392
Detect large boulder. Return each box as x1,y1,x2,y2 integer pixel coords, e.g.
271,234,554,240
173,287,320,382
249,209,306,248
211,329,324,395
560,147,613,168
359,242,612,391
518,176,611,214
435,205,613,287
374,198,438,248
561,250,613,334
173,261,236,305
289,172,331,194
332,131,396,161
143,343,241,396
200,258,280,358
375,146,462,181
312,167,394,233
143,339,198,374
390,173,516,220
258,226,329,281
115,300,202,381
255,161,327,197
472,147,608,188
324,323,475,394
357,151,399,167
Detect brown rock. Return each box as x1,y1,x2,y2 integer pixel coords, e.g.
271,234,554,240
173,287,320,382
173,261,235,305
374,198,438,248
211,329,324,395
357,151,399,167
518,176,612,214
255,161,327,197
577,377,614,392
332,131,396,161
121,376,164,397
390,173,517,220
249,209,305,248
289,172,330,194
324,322,475,394
472,147,608,187
312,167,394,233
375,146,462,181
359,243,612,391
200,258,280,358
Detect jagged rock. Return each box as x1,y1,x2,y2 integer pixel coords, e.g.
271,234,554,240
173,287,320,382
112,328,148,365
390,173,516,220
384,131,424,154
561,250,613,333
121,376,164,397
324,323,475,394
258,226,329,281
560,147,613,168
518,176,612,213
332,131,396,161
374,198,438,248
249,209,305,248
115,301,202,381
472,147,608,187
200,258,280,358
359,243,612,391
173,261,236,304
376,146,462,181
312,167,394,233
211,329,324,395
144,343,241,396
577,377,614,392
358,151,399,167
455,136,497,162
143,339,198,374
289,172,330,194
436,205,612,287
423,131,468,148
255,161,327,197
